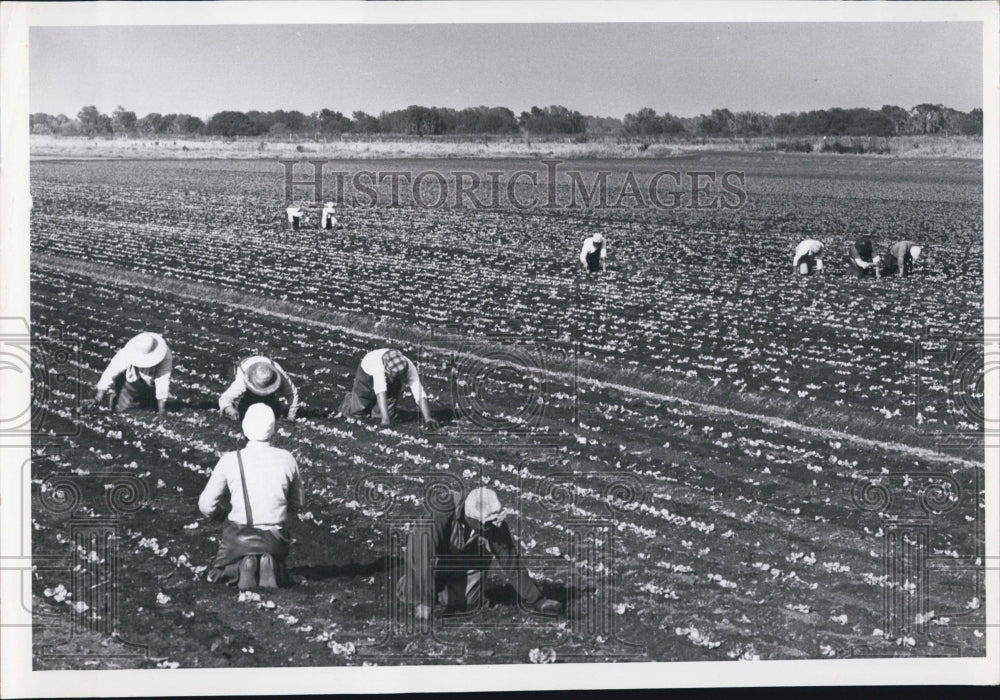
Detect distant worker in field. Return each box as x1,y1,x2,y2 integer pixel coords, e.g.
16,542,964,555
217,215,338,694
321,202,338,230
792,239,825,275
579,232,608,273
881,240,923,277
219,356,300,422
397,487,563,618
199,404,304,589
338,348,438,429
846,236,882,279
94,332,172,416
286,205,306,231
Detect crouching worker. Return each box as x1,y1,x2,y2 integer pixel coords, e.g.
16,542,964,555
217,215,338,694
579,232,607,273
199,405,304,589
793,239,825,275
286,205,306,231
339,348,438,429
94,332,172,415
321,202,338,230
397,488,562,618
881,241,923,277
219,355,300,421
847,236,882,279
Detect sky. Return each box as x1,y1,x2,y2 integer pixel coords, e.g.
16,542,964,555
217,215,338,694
29,22,984,119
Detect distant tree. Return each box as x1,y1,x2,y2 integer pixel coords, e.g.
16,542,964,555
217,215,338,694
206,110,262,137
318,108,353,134
585,115,624,136
623,107,663,136
519,105,586,134
111,105,138,134
137,112,165,135
697,108,735,136
352,111,381,134
77,105,111,136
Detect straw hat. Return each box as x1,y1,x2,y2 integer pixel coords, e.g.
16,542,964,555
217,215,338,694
242,404,275,442
245,361,281,395
592,233,605,243
124,332,167,368
464,488,504,524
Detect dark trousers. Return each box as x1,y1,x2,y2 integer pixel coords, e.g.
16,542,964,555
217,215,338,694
112,374,156,412
324,216,333,230
847,254,875,279
339,366,402,420
585,251,603,273
288,216,300,231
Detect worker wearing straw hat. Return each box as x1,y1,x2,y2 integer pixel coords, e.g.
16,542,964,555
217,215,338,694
199,404,304,589
321,202,338,230
397,487,562,618
339,348,438,429
94,332,172,415
793,238,825,275
881,240,924,277
219,355,300,421
579,232,608,273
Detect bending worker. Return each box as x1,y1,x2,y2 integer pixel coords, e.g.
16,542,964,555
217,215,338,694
579,232,607,273
95,331,172,415
321,202,338,230
397,487,563,618
793,239,825,275
339,348,438,429
219,355,300,421
286,205,306,231
199,405,304,589
881,240,923,277
847,236,881,279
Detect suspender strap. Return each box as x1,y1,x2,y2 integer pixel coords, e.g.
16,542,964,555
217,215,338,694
236,449,254,527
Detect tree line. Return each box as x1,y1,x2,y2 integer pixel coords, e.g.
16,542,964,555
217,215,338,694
31,103,983,138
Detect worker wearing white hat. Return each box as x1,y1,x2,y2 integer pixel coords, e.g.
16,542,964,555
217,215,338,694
286,205,306,231
95,332,172,415
397,487,562,619
199,405,304,589
882,240,923,277
792,239,825,275
580,232,608,273
321,202,338,230
219,355,300,421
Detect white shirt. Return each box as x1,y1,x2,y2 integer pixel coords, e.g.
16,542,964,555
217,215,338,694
286,206,303,222
218,356,299,413
96,336,172,401
580,236,608,264
792,239,825,268
198,441,303,527
321,204,337,222
360,348,425,401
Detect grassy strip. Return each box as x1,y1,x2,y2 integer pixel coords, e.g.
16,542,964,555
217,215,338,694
33,252,982,466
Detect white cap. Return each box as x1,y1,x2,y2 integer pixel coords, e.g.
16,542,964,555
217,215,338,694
464,487,504,523
910,245,922,261
242,404,275,442
592,233,605,243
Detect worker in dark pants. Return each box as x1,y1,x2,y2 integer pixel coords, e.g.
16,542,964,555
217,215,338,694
882,241,923,277
396,487,562,618
286,205,305,231
94,332,172,416
321,202,338,230
579,233,607,273
846,236,882,279
338,348,438,429
219,356,300,421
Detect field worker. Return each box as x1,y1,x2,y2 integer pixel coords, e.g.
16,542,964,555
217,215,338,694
339,348,438,429
94,332,172,415
792,239,825,275
579,232,607,273
397,487,563,618
881,240,923,277
199,405,304,589
286,205,306,231
321,202,338,230
846,236,882,279
220,355,300,422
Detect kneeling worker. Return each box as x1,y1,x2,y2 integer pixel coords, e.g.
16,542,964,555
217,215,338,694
199,405,304,589
95,332,172,416
397,487,562,618
847,236,881,279
339,348,438,429
220,355,300,421
882,240,923,277
793,239,825,275
579,232,607,273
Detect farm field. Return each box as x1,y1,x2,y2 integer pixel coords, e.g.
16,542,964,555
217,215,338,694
28,153,985,667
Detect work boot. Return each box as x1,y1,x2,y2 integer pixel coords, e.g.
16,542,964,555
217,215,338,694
258,554,278,589
237,555,258,590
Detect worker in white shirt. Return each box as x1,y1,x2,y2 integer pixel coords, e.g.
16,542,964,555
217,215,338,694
579,233,607,273
286,205,306,231
881,241,923,277
793,239,825,275
219,356,300,421
339,348,438,429
94,332,172,415
199,405,304,589
321,202,338,230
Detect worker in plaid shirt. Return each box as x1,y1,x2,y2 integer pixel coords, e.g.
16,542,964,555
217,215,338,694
339,348,438,428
